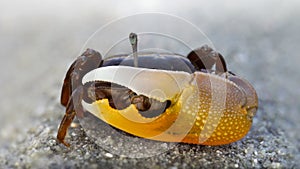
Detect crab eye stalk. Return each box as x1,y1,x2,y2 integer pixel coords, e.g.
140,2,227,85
129,32,138,67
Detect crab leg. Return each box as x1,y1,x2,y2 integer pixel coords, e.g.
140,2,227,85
60,49,102,106
57,86,84,147
187,45,227,73
58,49,103,146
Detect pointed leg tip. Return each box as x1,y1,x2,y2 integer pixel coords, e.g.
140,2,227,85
57,138,71,147
63,141,71,147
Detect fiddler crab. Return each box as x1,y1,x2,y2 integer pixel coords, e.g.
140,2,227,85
57,33,258,147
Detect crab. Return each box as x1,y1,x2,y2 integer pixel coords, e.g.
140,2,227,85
57,33,258,147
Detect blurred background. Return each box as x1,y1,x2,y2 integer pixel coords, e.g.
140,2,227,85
0,0,299,167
